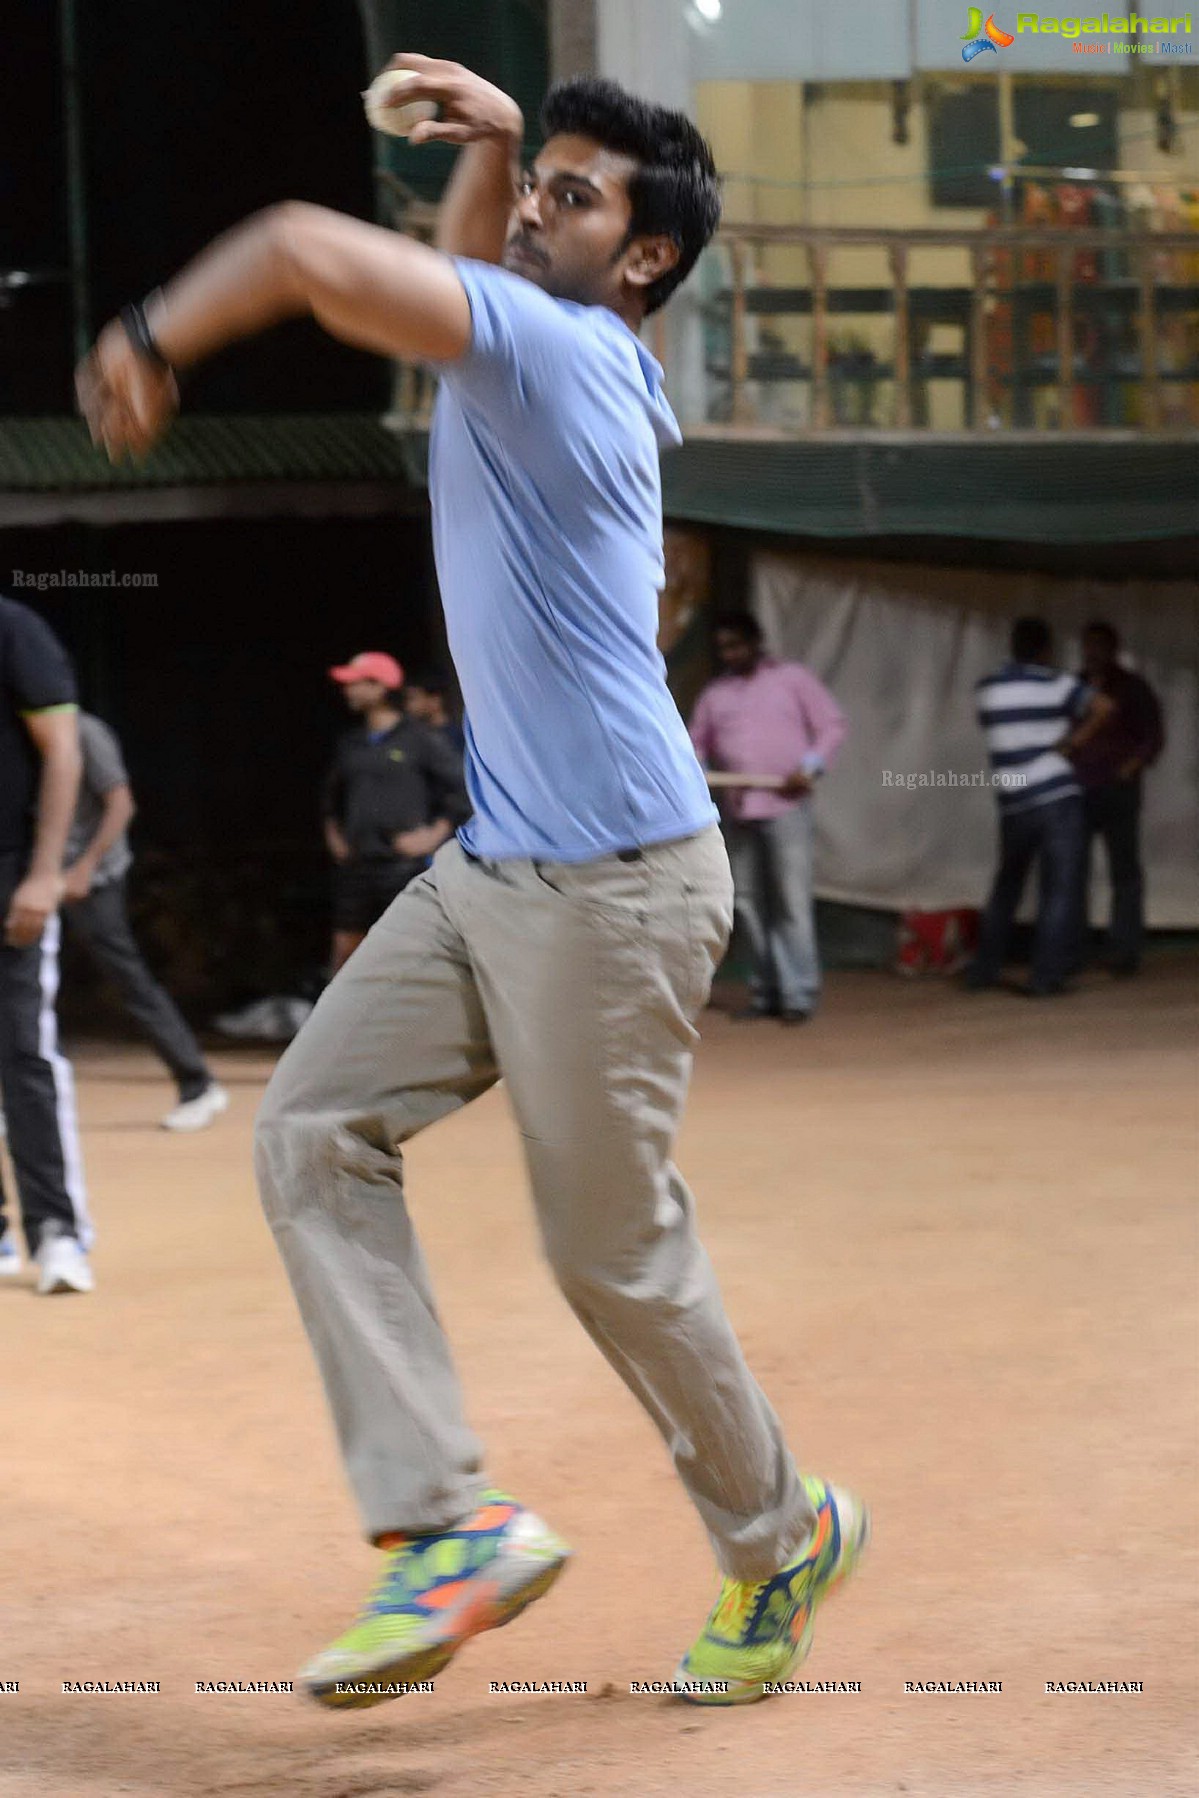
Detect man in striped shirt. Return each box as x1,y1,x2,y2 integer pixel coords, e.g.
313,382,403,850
968,616,1111,997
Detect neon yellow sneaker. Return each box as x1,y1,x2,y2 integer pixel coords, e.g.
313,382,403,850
301,1492,570,1709
672,1476,869,1705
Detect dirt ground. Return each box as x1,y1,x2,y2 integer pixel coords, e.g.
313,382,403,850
1,961,1195,1798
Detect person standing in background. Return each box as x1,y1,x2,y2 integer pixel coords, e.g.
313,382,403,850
404,666,467,759
61,713,228,1131
689,611,847,1023
1073,621,1165,977
968,616,1111,997
0,596,93,1292
323,651,470,972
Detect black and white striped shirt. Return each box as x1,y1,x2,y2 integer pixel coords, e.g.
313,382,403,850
976,662,1090,815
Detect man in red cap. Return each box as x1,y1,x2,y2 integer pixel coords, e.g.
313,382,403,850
323,651,469,971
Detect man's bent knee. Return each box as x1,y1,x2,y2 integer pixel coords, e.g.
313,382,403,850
253,1054,348,1224
544,1222,701,1320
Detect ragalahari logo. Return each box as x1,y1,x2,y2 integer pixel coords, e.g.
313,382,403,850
962,8,1017,56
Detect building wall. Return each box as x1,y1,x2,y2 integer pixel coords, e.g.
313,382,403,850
689,74,1198,428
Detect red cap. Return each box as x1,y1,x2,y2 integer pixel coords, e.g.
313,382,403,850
328,651,404,690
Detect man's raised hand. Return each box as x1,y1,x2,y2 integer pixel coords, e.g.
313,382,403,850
76,319,179,464
382,54,522,149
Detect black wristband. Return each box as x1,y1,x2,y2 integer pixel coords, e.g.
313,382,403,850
119,297,171,370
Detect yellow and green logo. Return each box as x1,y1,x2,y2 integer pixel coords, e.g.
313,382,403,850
1015,8,1192,29
962,10,1016,58
964,7,1193,57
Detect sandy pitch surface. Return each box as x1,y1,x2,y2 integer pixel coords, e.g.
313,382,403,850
1,963,1195,1798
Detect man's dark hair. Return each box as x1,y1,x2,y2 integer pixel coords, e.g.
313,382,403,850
540,78,721,315
713,610,763,645
1011,616,1052,662
408,666,453,699
1084,619,1120,650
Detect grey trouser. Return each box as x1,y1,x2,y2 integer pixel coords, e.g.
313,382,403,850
63,877,211,1100
724,803,821,1014
255,827,813,1581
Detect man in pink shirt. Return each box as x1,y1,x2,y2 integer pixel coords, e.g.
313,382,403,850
689,612,847,1022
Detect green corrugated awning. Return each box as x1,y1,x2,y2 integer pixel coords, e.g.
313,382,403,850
3,415,1196,544
0,414,416,492
395,429,1199,543
659,437,1199,543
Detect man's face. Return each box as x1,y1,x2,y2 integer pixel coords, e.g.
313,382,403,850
714,629,760,676
1083,630,1116,677
342,678,391,715
502,134,674,313
405,685,432,722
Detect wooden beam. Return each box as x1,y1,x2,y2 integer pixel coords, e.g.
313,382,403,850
890,244,912,430
715,224,1198,252
970,246,990,431
1138,247,1162,432
810,243,830,430
1056,245,1075,431
730,238,749,427
650,307,667,373
549,0,597,80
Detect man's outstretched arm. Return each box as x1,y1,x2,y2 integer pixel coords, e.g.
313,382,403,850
76,204,471,461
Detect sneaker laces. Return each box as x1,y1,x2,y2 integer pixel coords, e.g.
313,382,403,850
360,1536,429,1616
713,1576,773,1637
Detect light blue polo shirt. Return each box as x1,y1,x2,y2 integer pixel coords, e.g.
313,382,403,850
429,258,716,862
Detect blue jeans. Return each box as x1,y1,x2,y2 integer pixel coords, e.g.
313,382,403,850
724,805,820,1013
971,794,1085,992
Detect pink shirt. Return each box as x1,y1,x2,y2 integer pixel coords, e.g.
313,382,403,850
689,657,848,822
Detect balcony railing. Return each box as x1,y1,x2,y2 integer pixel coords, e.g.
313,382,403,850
657,223,1199,437
381,193,1199,439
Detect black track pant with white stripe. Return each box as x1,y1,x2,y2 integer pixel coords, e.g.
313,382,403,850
0,851,90,1253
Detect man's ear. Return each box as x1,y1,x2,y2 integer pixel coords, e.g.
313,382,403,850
624,233,681,295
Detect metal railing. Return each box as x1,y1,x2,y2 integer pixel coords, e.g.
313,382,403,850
378,195,1199,437
668,222,1199,436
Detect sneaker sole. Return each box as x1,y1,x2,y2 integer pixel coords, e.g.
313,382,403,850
306,1551,569,1710
161,1090,230,1132
675,1487,871,1707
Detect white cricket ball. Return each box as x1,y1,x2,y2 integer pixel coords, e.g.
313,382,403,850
363,69,438,139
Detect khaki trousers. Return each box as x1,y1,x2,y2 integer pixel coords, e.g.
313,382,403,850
254,827,813,1580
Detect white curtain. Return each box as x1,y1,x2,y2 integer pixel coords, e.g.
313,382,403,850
752,549,1199,925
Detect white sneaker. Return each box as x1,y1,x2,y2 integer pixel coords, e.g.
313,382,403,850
161,1083,229,1132
0,1229,22,1277
35,1229,94,1295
